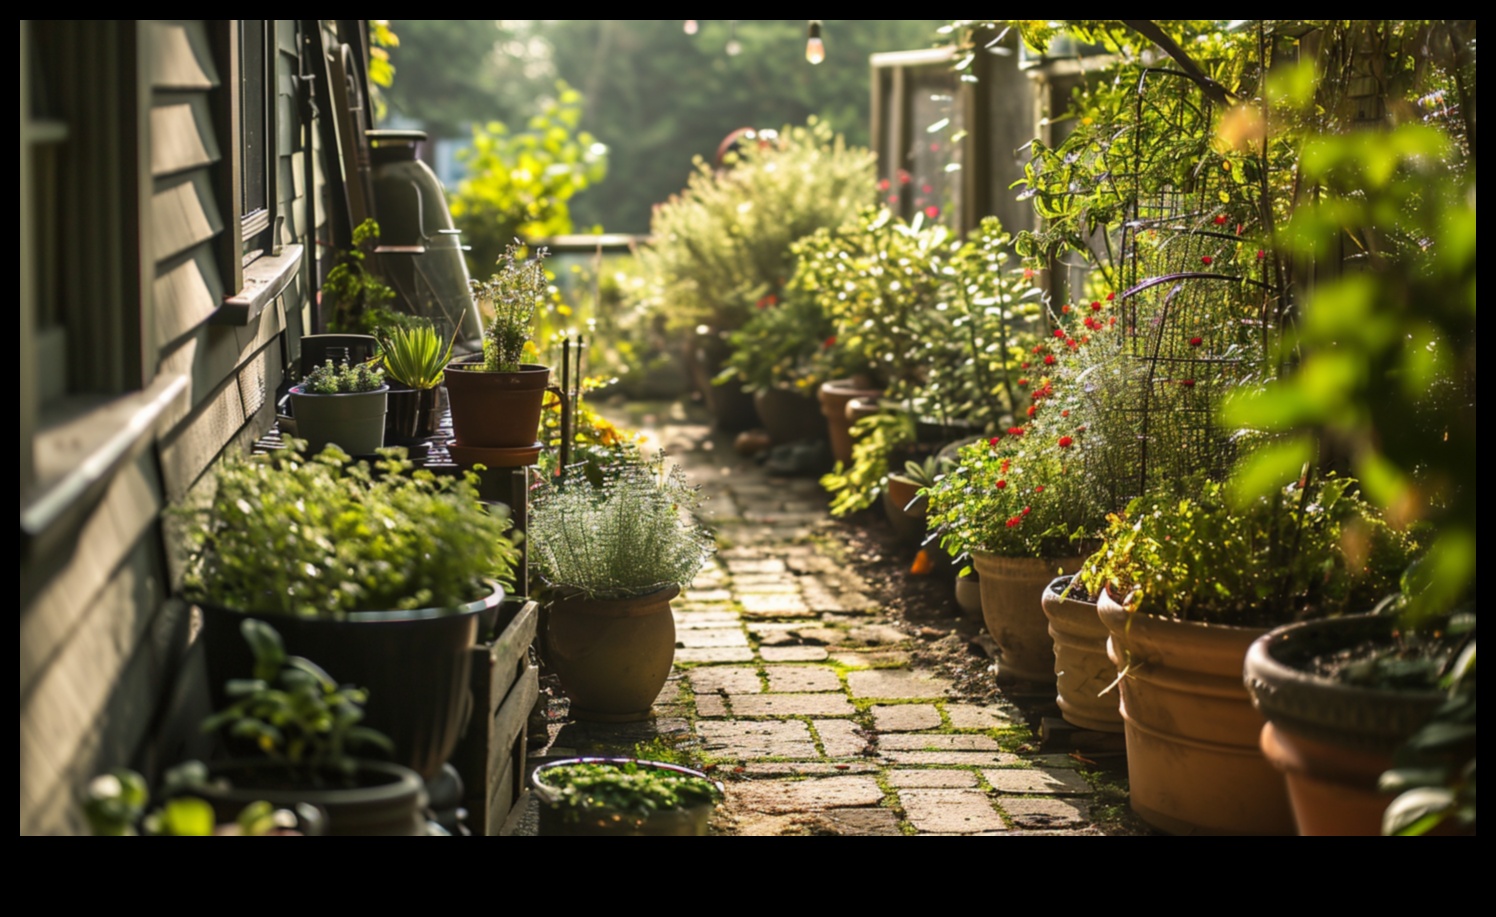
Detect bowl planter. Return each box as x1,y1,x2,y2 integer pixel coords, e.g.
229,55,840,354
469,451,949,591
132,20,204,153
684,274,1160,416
199,581,505,781
1042,576,1122,733
971,553,1086,685
546,585,680,722
1244,614,1450,836
286,383,389,455
1098,588,1294,835
819,378,882,465
444,360,552,448
753,385,828,445
191,759,429,837
532,758,720,836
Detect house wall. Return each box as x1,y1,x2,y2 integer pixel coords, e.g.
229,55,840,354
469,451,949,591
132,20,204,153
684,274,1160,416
19,19,342,835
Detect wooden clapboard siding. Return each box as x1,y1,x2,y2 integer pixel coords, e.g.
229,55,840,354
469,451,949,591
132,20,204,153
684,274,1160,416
152,172,224,265
148,20,218,91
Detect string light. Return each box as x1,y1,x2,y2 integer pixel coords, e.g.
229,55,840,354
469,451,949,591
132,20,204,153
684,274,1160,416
805,20,825,65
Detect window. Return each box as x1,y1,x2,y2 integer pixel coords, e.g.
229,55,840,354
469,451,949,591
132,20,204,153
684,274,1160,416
237,19,275,261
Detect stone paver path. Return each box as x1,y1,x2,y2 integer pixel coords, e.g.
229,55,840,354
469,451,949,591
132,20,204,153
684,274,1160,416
541,406,1108,836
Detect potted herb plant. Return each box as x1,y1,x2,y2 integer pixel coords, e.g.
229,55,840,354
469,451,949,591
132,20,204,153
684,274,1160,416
445,241,554,449
285,359,389,456
531,757,722,836
181,445,520,779
378,320,454,443
1080,475,1418,835
528,457,714,722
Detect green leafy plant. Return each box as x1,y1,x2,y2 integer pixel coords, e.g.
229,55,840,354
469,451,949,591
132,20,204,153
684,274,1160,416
322,219,408,336
472,242,549,373
535,760,721,825
180,445,519,619
82,766,282,837
202,619,393,786
529,457,714,600
1079,475,1420,628
378,322,454,390
299,359,385,395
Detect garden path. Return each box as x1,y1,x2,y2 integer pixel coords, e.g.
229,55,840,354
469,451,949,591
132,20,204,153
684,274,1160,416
532,402,1132,835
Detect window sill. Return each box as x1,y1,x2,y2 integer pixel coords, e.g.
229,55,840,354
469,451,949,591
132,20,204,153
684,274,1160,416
214,243,304,326
21,373,189,559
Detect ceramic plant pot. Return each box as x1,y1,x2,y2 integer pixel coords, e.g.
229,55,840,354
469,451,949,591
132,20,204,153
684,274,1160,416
882,474,928,546
532,758,719,836
198,582,504,780
1041,576,1122,733
1244,614,1450,836
193,759,429,836
444,361,551,448
819,378,882,465
753,385,827,445
971,553,1086,684
286,384,389,455
546,585,680,722
1098,589,1293,835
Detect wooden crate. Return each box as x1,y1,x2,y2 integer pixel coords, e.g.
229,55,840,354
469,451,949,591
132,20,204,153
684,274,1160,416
451,599,539,836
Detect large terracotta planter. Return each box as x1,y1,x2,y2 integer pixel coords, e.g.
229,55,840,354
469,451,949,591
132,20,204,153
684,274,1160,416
1244,615,1450,836
1041,576,1122,733
444,361,550,448
546,585,680,722
971,553,1085,684
819,378,881,465
1098,589,1293,835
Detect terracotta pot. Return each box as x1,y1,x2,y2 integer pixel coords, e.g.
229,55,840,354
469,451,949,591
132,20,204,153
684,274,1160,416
286,385,389,455
882,474,928,546
971,553,1086,684
546,585,680,722
753,386,827,444
1245,615,1449,836
1041,576,1123,733
1098,589,1293,835
819,378,882,465
532,758,719,836
444,361,550,448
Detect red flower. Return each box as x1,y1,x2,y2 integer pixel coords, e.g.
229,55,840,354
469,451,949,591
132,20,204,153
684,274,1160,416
1106,292,1116,301
1001,459,1010,473
1181,379,1196,388
1066,339,1079,350
1190,336,1203,347
1007,427,1026,437
1109,317,1118,327
1257,249,1266,260
1044,354,1056,366
1061,410,1070,418
1201,255,1213,265
1058,436,1074,449
988,436,1001,447
1054,328,1067,339
1033,346,1045,355
1026,405,1037,417
1024,268,1035,280
1017,377,1030,387
1022,506,1032,516
1062,304,1072,314
921,183,933,194
996,480,1008,490
1091,301,1103,312
1021,362,1031,370
1214,214,1227,225
1006,516,1022,528
1034,485,1045,494
924,205,940,219
823,335,837,349
877,178,891,191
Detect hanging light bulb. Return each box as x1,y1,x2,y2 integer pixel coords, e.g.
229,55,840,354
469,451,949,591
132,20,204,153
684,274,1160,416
805,20,825,65
683,20,699,36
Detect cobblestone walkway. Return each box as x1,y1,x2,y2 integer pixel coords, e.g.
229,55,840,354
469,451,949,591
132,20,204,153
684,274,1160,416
539,405,1112,835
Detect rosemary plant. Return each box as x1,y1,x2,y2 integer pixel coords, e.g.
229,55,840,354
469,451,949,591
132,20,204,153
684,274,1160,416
299,359,385,394
472,241,549,372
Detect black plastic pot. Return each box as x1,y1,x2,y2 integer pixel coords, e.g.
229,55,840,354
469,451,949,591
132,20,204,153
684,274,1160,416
385,385,444,444
198,581,504,780
193,759,428,836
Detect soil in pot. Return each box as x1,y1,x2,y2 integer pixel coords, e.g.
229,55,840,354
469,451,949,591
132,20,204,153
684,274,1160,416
971,553,1086,685
546,586,680,722
1042,576,1122,734
1099,589,1294,836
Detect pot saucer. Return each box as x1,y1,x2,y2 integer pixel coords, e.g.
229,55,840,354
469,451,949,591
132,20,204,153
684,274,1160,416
446,441,543,469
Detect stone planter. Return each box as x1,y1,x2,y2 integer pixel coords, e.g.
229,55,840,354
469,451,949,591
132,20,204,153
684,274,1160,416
1041,576,1122,733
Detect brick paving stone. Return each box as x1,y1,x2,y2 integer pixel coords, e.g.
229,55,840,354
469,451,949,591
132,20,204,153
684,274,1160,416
1001,797,1093,830
983,768,1094,796
883,751,1022,767
738,594,814,618
817,807,906,836
732,580,801,595
726,559,787,575
684,589,735,604
729,775,885,814
695,695,730,718
887,769,981,788
833,593,880,614
814,719,870,758
899,788,1009,834
764,666,843,693
673,609,742,627
737,762,880,778
699,720,818,758
847,669,955,700
872,704,943,732
678,628,750,648
829,650,912,668
676,646,756,663
845,624,912,647
688,666,763,695
729,693,856,717
783,626,847,645
759,646,831,663
945,703,1017,730
881,733,1001,752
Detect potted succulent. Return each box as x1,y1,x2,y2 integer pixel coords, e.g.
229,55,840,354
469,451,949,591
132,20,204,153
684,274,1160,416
529,457,714,722
285,359,389,456
378,320,455,443
180,445,520,779
531,758,722,836
1080,475,1418,835
445,241,554,450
